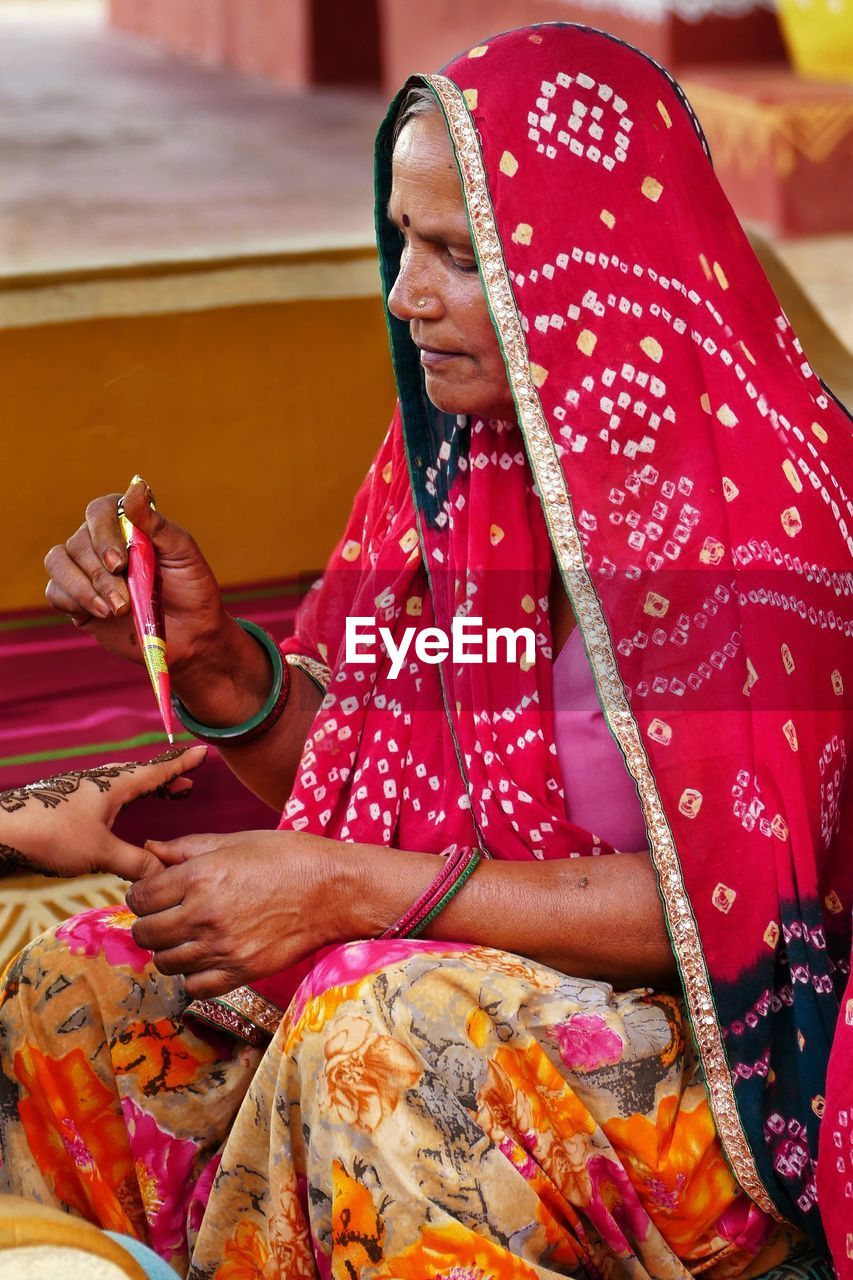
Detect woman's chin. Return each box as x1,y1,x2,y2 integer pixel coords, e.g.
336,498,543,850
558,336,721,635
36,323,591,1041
423,379,513,422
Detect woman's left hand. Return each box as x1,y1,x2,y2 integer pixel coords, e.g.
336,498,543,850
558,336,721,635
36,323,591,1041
126,829,339,998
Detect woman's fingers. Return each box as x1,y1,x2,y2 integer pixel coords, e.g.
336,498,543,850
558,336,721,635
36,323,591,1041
131,905,192,953
150,941,233,982
44,544,114,622
183,968,238,1000
84,492,129,577
119,479,198,566
66,521,130,615
143,831,224,865
125,862,187,917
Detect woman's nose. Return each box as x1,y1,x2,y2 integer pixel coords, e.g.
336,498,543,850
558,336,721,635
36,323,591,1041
388,262,441,322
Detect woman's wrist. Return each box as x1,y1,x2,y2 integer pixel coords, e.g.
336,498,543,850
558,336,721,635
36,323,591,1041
171,613,274,729
173,621,289,745
331,842,449,942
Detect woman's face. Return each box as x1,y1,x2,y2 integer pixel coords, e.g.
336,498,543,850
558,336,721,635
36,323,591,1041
387,109,516,421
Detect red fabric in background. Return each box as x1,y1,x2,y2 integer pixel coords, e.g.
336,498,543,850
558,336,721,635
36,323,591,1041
0,579,312,846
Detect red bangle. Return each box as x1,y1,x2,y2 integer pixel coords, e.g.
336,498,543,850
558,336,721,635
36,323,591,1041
379,845,481,940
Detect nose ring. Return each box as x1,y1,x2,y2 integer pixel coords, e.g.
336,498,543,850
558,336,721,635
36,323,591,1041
417,297,427,309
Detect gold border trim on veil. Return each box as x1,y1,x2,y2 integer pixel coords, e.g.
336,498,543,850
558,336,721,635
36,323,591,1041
426,71,778,1219
286,651,332,694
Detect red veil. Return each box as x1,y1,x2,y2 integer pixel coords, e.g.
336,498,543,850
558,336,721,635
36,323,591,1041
196,24,852,1254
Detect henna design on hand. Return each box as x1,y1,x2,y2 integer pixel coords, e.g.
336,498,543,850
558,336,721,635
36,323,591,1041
0,842,26,870
0,748,189,879
0,842,61,878
0,749,185,815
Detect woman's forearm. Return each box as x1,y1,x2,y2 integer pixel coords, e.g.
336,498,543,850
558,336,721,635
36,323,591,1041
172,618,323,811
336,843,678,989
213,667,323,811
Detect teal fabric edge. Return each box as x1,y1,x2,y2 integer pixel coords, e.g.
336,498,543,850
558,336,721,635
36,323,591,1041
753,1248,835,1280
104,1232,179,1279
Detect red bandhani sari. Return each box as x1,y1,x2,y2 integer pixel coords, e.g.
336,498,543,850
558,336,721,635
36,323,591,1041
189,20,852,1258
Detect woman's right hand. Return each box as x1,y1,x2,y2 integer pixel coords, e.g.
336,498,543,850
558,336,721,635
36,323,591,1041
44,478,228,673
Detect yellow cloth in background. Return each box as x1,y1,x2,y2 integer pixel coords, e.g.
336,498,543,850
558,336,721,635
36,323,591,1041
778,0,853,81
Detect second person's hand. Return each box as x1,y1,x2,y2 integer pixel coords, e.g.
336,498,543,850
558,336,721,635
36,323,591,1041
0,746,208,882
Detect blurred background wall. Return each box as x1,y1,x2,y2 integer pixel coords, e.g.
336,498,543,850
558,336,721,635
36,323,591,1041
1,0,851,616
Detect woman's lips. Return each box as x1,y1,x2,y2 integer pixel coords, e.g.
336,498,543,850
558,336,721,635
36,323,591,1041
418,347,464,368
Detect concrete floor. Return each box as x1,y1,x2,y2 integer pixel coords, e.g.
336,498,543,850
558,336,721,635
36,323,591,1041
0,2,384,276
0,2,851,367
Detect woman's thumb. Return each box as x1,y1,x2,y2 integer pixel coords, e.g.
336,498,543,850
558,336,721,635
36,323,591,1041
120,478,190,559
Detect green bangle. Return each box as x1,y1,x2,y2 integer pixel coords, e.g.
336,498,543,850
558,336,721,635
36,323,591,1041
171,618,288,743
407,849,481,938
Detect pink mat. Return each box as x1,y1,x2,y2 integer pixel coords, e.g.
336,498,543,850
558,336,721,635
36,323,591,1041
0,578,313,846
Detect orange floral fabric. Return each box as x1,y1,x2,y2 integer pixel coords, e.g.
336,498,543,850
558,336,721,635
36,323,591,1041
188,941,803,1278
2,921,804,1278
15,1043,139,1235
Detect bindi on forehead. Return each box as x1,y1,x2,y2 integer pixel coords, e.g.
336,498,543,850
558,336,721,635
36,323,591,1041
402,213,410,227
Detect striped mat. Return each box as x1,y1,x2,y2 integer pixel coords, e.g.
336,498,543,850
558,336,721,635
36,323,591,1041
0,578,314,846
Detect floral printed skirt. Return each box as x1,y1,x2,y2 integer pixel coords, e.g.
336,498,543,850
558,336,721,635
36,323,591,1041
0,907,800,1279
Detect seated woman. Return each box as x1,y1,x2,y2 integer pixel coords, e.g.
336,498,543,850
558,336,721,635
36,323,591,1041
2,22,850,1280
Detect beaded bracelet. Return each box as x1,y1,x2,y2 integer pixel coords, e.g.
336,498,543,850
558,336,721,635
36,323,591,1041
379,845,481,940
171,618,290,746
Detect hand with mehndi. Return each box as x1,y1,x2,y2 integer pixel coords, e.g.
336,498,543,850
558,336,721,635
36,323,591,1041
0,745,207,882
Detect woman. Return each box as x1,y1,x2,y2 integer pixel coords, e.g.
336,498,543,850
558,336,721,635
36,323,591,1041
3,22,850,1279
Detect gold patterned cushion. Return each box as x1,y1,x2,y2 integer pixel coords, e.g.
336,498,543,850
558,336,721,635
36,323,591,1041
0,872,127,974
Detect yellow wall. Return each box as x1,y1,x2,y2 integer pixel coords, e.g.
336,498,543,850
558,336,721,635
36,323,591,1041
3,294,397,610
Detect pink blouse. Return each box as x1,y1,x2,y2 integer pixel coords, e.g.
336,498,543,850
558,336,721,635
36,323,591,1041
552,627,648,851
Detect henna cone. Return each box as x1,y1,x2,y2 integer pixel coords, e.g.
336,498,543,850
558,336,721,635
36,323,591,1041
117,475,176,744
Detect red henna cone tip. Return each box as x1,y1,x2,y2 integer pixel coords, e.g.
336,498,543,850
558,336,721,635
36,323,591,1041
154,670,176,744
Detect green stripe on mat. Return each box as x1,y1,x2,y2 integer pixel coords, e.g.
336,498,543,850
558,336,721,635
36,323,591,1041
0,613,70,633
0,731,194,770
223,580,315,603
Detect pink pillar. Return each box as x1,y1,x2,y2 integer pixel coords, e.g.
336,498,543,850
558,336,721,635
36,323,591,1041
108,0,379,89
225,0,312,87
108,0,227,62
376,0,785,95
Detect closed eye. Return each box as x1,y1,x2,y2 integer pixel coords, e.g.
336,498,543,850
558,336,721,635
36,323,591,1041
387,208,476,270
448,251,478,274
